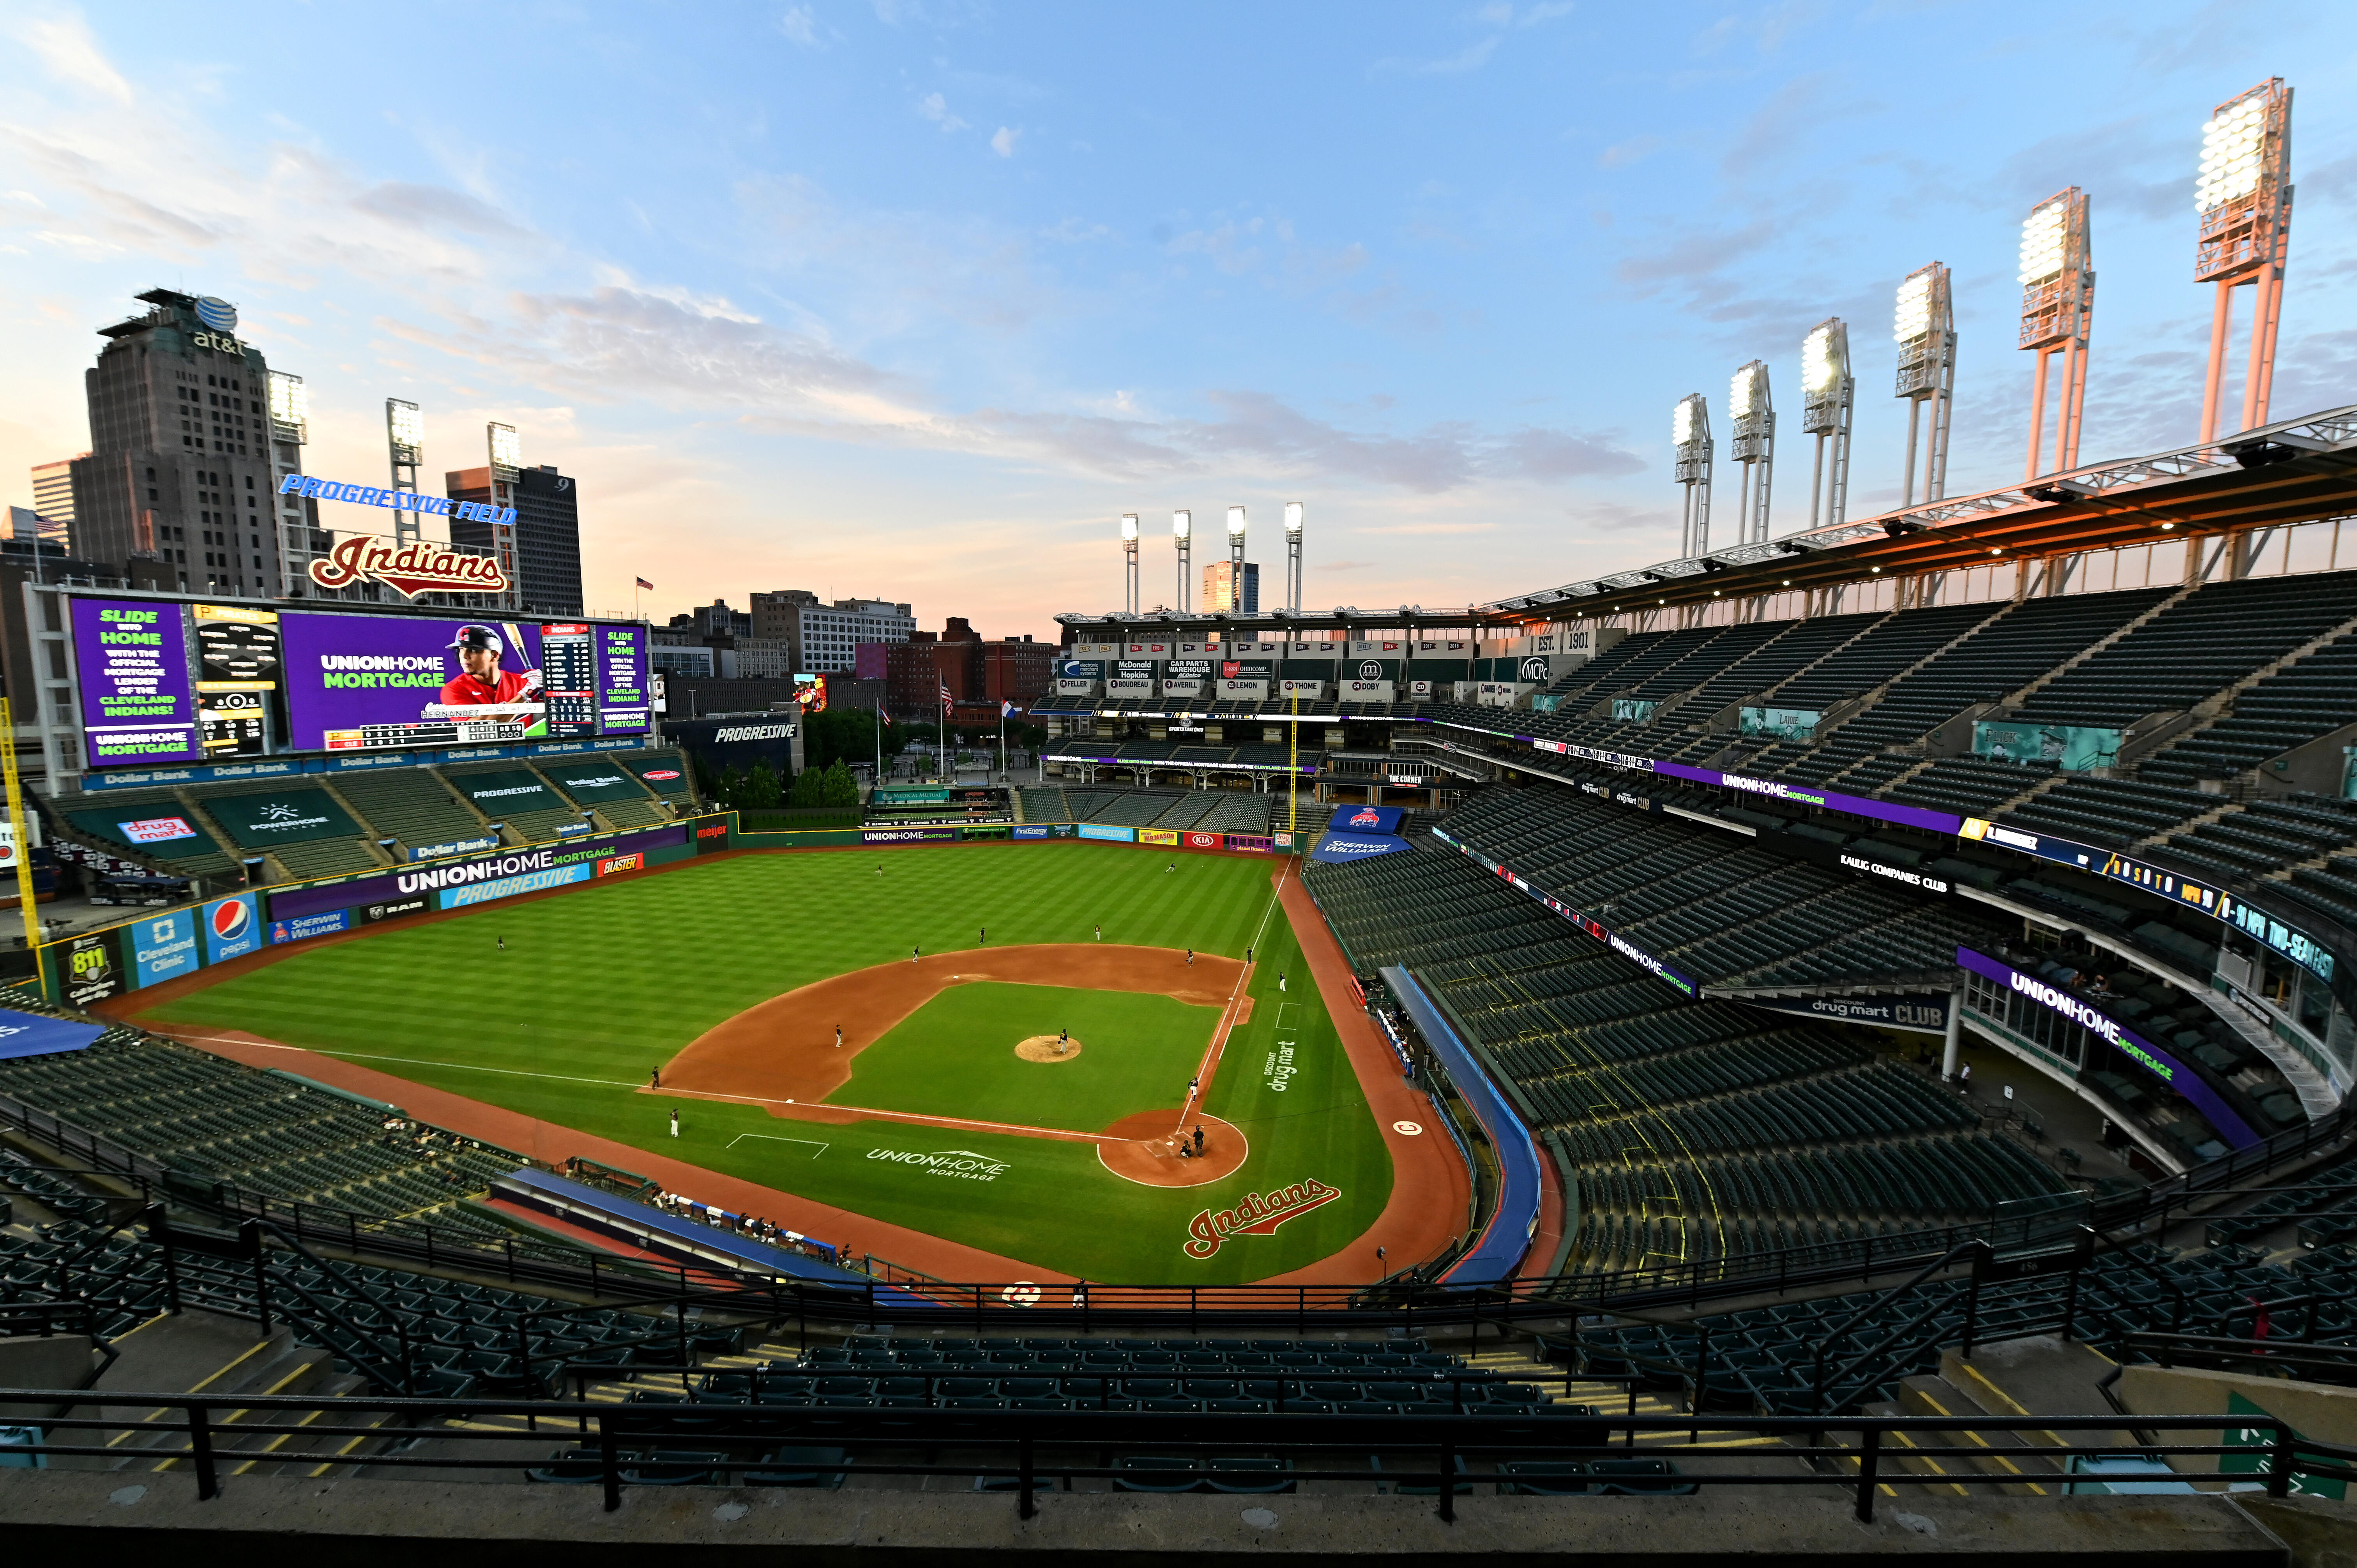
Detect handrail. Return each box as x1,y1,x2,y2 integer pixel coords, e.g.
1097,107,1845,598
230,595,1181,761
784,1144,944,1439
0,1385,2350,1522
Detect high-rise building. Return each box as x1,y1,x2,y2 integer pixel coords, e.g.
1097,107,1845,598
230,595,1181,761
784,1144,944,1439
69,288,297,596
1203,560,1260,613
446,462,583,616
749,590,915,673
29,457,81,535
871,618,1048,720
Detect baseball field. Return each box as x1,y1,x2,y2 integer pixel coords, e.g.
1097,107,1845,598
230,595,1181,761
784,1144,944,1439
132,842,1408,1284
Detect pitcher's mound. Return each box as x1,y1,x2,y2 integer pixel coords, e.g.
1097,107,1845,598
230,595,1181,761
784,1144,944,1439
1015,1035,1084,1063
1097,1112,1247,1188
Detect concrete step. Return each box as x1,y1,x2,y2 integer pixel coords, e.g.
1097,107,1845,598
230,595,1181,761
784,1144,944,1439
1894,1375,2056,1493
1939,1335,2138,1461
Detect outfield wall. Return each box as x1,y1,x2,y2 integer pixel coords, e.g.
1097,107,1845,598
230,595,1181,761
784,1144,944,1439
37,811,741,1008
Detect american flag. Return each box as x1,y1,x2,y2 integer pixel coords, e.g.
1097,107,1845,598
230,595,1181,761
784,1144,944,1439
634,576,654,590
939,682,952,710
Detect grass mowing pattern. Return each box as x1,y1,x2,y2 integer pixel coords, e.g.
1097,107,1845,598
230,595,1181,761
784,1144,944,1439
836,982,1212,1133
139,842,1391,1283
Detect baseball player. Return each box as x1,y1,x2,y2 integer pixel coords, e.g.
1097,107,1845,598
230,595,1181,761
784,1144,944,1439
438,625,539,708
834,1025,842,1049
669,1109,680,1138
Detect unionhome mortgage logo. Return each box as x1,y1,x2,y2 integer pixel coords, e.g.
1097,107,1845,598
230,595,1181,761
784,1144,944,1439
867,1148,1010,1183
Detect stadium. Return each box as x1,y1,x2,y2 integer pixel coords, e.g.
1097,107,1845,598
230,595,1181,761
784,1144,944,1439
3,70,2355,1566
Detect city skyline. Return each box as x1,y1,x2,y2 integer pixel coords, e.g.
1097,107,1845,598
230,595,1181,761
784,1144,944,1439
4,4,2353,638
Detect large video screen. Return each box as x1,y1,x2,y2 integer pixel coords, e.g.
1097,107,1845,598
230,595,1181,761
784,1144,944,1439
279,612,649,754
64,594,651,767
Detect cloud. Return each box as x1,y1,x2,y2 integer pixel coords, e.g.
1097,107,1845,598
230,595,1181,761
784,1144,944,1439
1612,217,1779,287
350,181,532,238
916,92,967,132
990,125,1019,158
778,5,820,45
1597,135,1661,169
14,11,131,104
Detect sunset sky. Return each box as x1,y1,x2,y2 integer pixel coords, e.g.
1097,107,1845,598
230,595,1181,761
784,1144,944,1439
4,2,2352,637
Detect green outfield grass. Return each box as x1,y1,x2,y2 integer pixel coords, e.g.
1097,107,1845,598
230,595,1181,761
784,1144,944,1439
138,841,1391,1283
834,982,1212,1133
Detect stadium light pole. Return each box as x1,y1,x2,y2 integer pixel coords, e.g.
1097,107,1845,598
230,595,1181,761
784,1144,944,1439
1672,394,1713,558
1284,501,1304,613
2020,188,2094,480
1728,362,1775,546
1173,510,1191,612
486,422,524,613
1120,513,1140,614
1226,505,1247,611
1893,263,1956,507
2196,78,2294,443
385,399,424,547
1800,320,1854,533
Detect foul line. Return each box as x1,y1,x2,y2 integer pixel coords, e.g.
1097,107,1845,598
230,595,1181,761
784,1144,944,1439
154,1030,645,1092
1176,858,1293,1132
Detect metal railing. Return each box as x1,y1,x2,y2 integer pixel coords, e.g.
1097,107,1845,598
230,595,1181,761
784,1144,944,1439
0,1388,2347,1523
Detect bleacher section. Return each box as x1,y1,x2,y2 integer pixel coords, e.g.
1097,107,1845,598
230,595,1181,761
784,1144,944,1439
1304,838,2071,1274
332,766,493,856
440,760,595,843
0,1024,520,1224
188,779,388,882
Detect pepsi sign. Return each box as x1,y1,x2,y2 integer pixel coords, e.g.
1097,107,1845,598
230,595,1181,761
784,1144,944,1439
201,892,263,964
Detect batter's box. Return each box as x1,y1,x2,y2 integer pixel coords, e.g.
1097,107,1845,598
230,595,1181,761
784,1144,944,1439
727,1134,829,1158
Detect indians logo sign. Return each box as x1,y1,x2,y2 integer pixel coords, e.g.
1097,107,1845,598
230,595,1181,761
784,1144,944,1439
1347,807,1383,828
307,536,511,599
1183,1177,1340,1259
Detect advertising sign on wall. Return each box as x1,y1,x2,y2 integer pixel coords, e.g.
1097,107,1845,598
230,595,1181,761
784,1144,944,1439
270,909,353,945
71,598,202,766
1610,699,1659,722
1739,706,1823,743
1972,720,2122,772
1737,992,1951,1035
267,826,691,924
1012,823,1079,839
204,789,362,848
1078,823,1136,842
201,893,263,964
1139,828,1180,846
62,931,122,1006
129,909,200,989
862,827,958,844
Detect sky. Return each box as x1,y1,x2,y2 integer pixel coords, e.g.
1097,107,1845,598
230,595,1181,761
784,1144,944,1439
2,2,2353,639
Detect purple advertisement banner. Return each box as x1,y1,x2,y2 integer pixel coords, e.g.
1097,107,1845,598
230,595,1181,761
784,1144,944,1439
266,825,687,923
280,612,650,755
71,598,202,766
1955,945,2258,1149
1654,760,1965,837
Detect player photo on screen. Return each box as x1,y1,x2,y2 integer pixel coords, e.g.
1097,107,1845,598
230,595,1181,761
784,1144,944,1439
428,624,545,731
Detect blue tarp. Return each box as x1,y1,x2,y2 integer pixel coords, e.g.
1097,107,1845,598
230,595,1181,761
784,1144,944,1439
1382,967,1543,1285
1310,833,1413,865
1324,804,1405,836
0,1008,103,1062
494,1168,873,1285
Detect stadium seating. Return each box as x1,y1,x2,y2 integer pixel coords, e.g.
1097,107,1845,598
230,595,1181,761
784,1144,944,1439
184,778,389,883
333,767,495,856
1303,825,2073,1275
440,759,593,843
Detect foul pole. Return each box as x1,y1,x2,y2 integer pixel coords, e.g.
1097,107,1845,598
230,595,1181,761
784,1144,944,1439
2,699,43,954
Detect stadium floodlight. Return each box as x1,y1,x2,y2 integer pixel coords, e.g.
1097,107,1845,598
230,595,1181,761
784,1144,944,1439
2019,188,2094,481
488,421,523,476
2194,78,2293,443
1172,509,1191,612
1225,503,1247,589
1283,500,1304,613
1799,320,1853,531
1892,263,1956,507
1726,362,1775,546
268,371,308,442
385,398,424,545
1226,505,1247,538
1120,513,1140,613
1671,393,1713,558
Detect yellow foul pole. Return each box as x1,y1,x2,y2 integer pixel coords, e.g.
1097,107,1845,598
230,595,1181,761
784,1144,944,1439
0,699,43,954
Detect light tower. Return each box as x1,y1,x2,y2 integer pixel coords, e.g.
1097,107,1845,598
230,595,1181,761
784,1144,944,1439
1172,509,1191,612
385,398,424,546
486,422,523,611
2020,188,2094,480
1893,263,1956,506
1283,501,1304,612
1672,394,1713,558
2195,79,2294,442
1120,513,1140,613
1728,361,1775,545
1799,320,1853,531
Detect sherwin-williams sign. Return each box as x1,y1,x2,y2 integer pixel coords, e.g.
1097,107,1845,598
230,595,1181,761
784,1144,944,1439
1972,721,2122,772
71,598,202,766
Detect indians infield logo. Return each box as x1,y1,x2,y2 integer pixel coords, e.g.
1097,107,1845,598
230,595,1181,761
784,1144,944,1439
1183,1178,1341,1259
